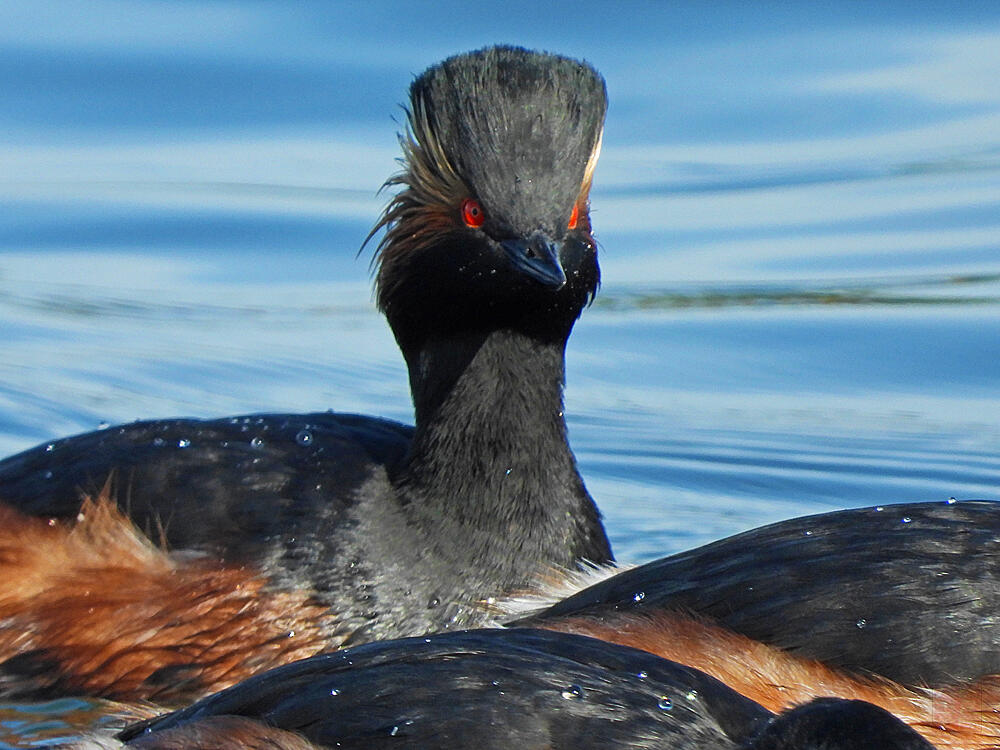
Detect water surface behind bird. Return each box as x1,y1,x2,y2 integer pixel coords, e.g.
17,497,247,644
1,2,999,745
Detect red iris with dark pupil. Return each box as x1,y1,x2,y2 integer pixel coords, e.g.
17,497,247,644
462,199,485,228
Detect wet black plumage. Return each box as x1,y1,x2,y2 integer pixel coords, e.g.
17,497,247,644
105,630,933,750
0,47,611,649
518,500,1000,688
749,698,935,750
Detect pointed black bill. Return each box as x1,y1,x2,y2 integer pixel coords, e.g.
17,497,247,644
501,233,567,289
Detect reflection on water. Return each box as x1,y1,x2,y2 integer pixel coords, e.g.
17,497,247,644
595,273,1000,310
0,698,137,749
2,1,1000,745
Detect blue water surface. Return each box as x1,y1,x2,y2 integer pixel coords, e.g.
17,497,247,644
2,2,1000,744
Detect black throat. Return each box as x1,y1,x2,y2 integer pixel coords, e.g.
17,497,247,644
396,326,612,576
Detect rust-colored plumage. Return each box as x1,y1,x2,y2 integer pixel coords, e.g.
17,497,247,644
0,494,339,704
538,610,1000,750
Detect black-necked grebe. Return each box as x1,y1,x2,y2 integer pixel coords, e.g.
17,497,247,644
0,46,611,703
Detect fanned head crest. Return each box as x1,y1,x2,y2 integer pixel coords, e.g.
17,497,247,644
368,46,607,307
365,90,467,275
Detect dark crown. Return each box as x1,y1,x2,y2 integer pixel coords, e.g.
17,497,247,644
370,46,607,288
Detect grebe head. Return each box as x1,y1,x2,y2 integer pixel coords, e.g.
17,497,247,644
370,46,606,357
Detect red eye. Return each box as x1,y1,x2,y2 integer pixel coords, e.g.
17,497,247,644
568,203,580,230
461,198,485,228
